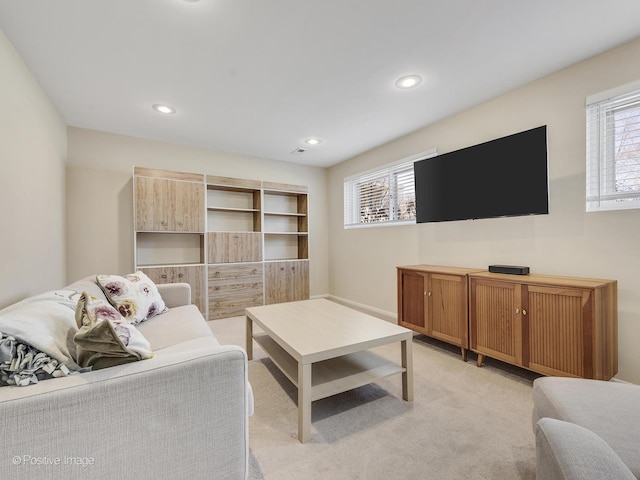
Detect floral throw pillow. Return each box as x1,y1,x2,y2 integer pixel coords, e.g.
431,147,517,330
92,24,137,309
96,271,168,324
74,292,154,370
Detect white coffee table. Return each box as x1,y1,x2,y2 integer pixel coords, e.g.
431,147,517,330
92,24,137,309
245,298,413,442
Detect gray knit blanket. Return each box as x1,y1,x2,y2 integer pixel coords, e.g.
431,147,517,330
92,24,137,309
0,334,71,386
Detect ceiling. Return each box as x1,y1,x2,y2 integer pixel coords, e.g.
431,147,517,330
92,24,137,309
1,1,640,168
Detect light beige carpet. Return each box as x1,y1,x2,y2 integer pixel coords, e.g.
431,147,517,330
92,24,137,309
209,316,539,480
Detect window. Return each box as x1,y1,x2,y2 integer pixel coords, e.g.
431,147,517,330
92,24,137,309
586,81,640,212
344,150,436,228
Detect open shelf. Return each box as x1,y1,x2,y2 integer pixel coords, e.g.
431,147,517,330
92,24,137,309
136,232,204,266
264,211,306,217
253,334,405,401
263,234,308,260
208,206,260,213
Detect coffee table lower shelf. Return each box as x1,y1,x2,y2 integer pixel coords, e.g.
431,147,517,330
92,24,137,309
254,334,406,402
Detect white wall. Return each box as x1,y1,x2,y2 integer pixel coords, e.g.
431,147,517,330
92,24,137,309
0,30,67,308
66,127,329,297
328,36,640,382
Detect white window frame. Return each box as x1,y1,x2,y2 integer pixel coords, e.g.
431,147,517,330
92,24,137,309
344,149,437,229
586,80,640,212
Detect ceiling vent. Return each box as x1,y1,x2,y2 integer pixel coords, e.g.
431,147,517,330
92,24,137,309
291,147,307,154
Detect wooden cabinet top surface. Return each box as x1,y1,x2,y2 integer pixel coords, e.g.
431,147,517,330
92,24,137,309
397,265,485,276
133,166,204,182
206,175,262,190
468,271,616,289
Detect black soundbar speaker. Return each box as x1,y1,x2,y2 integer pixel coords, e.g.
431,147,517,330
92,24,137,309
488,265,530,275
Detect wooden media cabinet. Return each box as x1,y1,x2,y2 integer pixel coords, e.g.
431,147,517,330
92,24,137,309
398,265,618,380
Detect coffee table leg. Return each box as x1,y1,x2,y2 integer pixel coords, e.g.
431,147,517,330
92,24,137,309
401,338,414,402
245,316,253,361
298,362,312,443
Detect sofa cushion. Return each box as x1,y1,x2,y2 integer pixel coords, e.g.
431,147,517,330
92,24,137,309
533,377,640,477
137,304,217,351
536,417,636,480
96,271,167,324
74,293,154,370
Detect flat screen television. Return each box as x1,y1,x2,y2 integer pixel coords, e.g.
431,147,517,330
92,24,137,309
414,125,549,223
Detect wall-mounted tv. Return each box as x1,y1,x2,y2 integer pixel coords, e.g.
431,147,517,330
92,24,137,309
414,125,549,223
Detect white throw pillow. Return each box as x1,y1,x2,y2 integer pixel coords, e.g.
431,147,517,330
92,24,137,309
96,271,168,324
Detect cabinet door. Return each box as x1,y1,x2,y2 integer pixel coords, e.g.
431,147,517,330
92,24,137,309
289,261,309,301
265,261,309,304
173,180,204,232
397,269,427,334
526,285,592,378
135,177,171,231
207,232,262,263
141,265,206,316
470,278,522,366
428,273,468,348
135,177,204,232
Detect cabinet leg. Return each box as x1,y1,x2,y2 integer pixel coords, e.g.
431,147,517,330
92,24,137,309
461,347,467,362
477,353,484,367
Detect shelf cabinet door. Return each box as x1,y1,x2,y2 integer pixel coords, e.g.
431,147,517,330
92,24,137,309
207,232,262,263
135,176,204,232
140,265,206,316
525,285,592,378
135,177,170,231
428,273,469,348
173,180,204,232
265,260,309,304
397,269,427,334
470,278,523,366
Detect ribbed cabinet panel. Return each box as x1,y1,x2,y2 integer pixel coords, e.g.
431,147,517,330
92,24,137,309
472,280,520,364
527,287,588,377
430,274,466,341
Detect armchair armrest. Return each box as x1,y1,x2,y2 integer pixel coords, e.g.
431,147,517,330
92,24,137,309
157,282,191,308
535,418,635,480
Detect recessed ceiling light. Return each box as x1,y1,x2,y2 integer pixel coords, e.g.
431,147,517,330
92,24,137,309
395,75,422,89
152,104,176,114
304,138,322,145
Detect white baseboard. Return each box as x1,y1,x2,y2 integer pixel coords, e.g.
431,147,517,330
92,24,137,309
610,377,631,383
311,294,397,323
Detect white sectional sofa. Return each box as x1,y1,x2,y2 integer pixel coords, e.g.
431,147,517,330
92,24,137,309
0,276,252,480
533,376,640,480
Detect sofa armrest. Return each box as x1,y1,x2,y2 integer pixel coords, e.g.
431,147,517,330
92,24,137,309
157,282,191,308
535,418,635,480
0,337,250,480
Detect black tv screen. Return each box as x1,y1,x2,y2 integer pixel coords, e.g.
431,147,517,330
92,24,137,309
414,126,549,223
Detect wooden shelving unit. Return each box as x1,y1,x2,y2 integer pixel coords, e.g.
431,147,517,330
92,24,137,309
133,168,310,321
